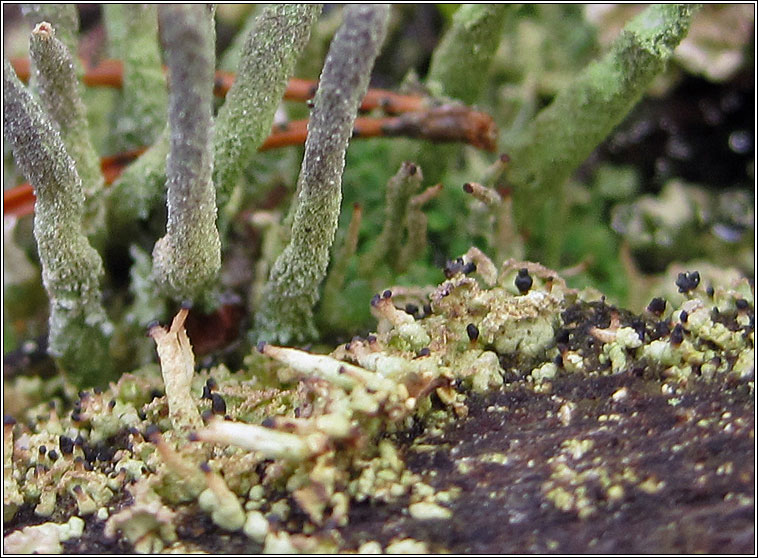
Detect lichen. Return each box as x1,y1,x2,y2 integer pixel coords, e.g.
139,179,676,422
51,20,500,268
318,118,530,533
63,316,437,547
3,246,751,551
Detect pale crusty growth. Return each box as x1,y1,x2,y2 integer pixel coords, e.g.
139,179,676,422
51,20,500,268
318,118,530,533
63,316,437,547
152,5,221,302
254,5,390,344
214,4,322,214
29,22,104,239
2,58,113,388
148,308,202,431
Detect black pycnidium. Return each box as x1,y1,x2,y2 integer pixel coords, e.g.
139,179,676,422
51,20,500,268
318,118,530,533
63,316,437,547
680,310,688,323
210,393,227,415
405,303,419,316
675,271,700,293
59,435,75,455
97,445,115,462
515,268,533,294
735,298,749,310
416,347,430,357
144,424,161,441
47,450,58,461
383,289,392,299
670,324,685,345
466,323,479,341
647,297,667,315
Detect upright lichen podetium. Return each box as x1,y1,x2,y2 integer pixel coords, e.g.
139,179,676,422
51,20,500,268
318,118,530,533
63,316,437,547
426,4,512,105
213,4,322,222
505,4,699,265
151,6,221,304
28,22,105,243
254,5,391,344
3,58,114,388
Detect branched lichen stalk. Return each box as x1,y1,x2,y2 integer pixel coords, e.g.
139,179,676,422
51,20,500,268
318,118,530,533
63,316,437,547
253,4,390,344
29,22,105,240
3,59,114,388
152,6,221,302
505,4,699,263
103,4,167,151
426,4,512,104
214,4,322,216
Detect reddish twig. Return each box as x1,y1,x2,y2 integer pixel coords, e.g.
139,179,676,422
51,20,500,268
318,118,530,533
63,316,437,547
5,57,498,218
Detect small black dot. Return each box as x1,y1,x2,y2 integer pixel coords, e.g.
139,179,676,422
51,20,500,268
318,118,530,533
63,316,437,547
466,323,479,341
144,424,161,441
670,324,685,346
735,299,749,310
59,436,74,455
647,297,667,315
515,268,533,294
210,393,227,415
675,271,700,293
382,289,392,299
47,450,58,461
680,310,688,323
416,347,430,357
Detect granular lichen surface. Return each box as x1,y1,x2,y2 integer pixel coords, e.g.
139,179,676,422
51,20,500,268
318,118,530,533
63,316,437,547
3,255,753,554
